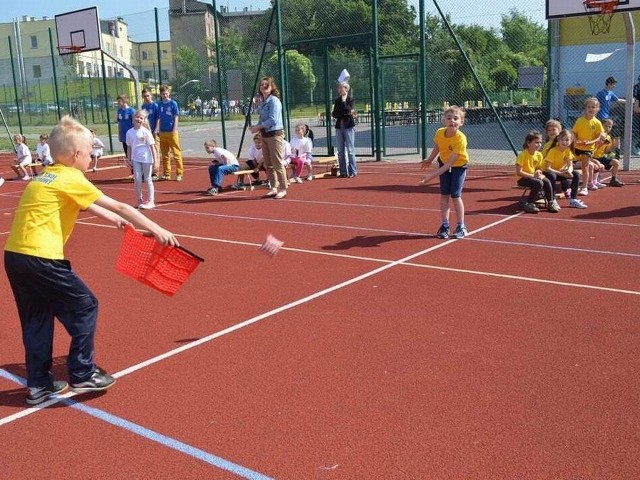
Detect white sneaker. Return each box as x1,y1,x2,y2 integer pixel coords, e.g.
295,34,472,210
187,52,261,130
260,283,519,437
139,201,155,210
0,177,4,187
306,174,313,181
569,198,587,209
295,177,303,183
22,175,31,181
595,182,607,188
578,187,589,196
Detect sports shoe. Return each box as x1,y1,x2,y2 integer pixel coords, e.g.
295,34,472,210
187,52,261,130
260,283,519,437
595,181,607,188
22,175,31,181
70,369,116,393
264,188,278,198
547,200,561,213
176,175,183,182
0,177,5,187
151,174,159,181
306,174,313,181
231,182,245,190
610,178,624,187
436,223,450,239
294,177,303,184
159,175,170,181
564,189,571,199
139,201,155,209
588,183,598,191
523,202,540,214
578,187,589,196
569,198,587,209
205,187,219,196
275,190,287,199
452,224,468,239
26,381,68,405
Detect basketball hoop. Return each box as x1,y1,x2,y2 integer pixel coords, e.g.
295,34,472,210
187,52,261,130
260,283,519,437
583,0,620,35
56,45,82,67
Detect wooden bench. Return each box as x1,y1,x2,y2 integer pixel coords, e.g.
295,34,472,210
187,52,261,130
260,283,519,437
88,153,127,172
230,168,259,190
312,156,339,179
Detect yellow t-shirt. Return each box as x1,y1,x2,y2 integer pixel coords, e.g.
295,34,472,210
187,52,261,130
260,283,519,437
592,133,612,158
4,164,102,260
573,116,604,152
515,149,544,179
544,146,574,171
433,128,468,167
541,139,554,158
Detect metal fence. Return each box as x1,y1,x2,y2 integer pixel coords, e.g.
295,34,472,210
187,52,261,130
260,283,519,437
3,1,638,168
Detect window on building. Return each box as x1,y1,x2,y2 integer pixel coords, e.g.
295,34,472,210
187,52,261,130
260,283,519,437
161,70,169,79
30,35,38,48
107,66,113,77
119,46,123,57
162,49,168,58
143,71,152,80
142,51,148,60
32,65,41,78
86,63,92,76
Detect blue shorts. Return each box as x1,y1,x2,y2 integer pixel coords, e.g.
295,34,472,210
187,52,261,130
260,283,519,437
438,160,467,198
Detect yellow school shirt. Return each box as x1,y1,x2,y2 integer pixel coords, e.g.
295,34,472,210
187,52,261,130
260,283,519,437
544,147,574,171
434,128,468,167
573,116,604,152
515,150,544,180
592,133,612,158
4,164,102,260
541,140,554,158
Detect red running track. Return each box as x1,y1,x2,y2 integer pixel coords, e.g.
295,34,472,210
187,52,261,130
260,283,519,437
1,160,640,478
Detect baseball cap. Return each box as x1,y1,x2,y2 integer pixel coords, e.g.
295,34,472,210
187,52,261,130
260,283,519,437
606,76,617,85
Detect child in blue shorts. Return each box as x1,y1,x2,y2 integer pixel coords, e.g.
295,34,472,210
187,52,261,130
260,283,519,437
420,106,469,239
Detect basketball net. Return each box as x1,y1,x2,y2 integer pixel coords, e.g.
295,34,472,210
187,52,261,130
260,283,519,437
583,0,620,35
56,45,82,68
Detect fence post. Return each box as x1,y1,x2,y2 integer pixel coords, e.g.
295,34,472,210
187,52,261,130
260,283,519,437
8,36,23,134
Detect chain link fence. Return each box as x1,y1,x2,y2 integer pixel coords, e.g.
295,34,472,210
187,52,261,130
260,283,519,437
2,0,637,168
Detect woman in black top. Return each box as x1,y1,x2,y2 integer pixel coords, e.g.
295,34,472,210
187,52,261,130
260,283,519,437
332,82,357,177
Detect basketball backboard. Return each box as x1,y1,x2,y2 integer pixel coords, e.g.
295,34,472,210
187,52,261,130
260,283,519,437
55,6,102,54
547,0,640,19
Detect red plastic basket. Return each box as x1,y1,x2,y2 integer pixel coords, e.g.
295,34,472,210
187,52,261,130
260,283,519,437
116,226,204,296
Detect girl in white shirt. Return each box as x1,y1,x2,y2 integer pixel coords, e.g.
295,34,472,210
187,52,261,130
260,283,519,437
289,123,314,182
126,110,158,209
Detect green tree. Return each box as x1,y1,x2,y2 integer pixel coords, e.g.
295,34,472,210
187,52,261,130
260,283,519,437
500,9,547,64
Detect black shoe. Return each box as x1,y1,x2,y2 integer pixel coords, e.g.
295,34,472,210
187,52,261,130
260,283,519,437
71,368,116,393
26,380,68,405
436,223,450,239
610,178,624,187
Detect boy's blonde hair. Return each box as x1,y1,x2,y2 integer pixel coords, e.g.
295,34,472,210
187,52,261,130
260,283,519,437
443,106,465,123
204,139,218,149
49,115,91,159
13,134,24,143
602,118,614,127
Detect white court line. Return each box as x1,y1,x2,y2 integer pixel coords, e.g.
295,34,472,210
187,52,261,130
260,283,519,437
0,214,513,427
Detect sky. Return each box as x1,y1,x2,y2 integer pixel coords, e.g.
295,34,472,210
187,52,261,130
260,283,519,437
0,0,547,40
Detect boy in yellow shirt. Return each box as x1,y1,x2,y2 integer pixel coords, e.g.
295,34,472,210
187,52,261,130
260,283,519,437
4,116,179,405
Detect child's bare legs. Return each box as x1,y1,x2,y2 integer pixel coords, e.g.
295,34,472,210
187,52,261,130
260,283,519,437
580,155,591,190
452,196,465,227
440,195,451,226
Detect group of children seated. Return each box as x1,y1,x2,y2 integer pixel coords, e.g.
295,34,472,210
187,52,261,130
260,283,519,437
6,133,54,182
516,96,624,214
204,122,315,196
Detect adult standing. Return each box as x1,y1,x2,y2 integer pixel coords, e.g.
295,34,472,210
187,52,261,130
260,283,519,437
332,82,357,177
141,88,160,180
157,84,184,181
250,76,287,199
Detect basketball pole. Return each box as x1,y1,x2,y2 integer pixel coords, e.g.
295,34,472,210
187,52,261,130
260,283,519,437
0,106,16,153
622,12,635,171
101,50,141,108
